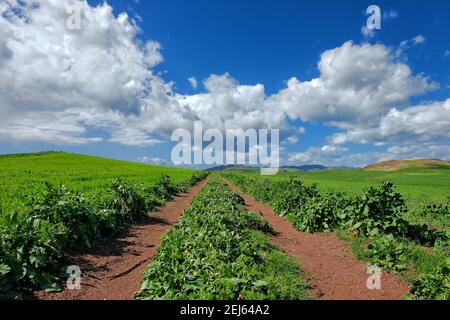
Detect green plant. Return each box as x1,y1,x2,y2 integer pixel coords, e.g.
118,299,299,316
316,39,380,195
225,173,450,300
270,179,319,216
411,258,450,300
0,210,65,297
288,196,338,233
422,200,450,219
105,178,148,224
149,174,179,202
341,182,409,237
30,183,100,249
363,235,408,271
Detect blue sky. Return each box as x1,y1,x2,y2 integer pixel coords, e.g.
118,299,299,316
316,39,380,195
0,0,449,167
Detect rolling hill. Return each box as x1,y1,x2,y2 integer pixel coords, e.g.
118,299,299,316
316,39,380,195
0,152,197,213
364,158,450,171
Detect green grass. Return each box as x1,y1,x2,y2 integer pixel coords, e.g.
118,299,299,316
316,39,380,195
0,152,196,214
229,168,450,210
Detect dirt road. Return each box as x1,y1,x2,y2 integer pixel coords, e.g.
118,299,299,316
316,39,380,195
227,182,410,300
34,179,208,300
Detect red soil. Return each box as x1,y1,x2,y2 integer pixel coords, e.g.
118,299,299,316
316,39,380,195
33,179,208,301
227,182,411,300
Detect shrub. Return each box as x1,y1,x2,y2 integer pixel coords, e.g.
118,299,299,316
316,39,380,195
30,183,100,249
288,196,338,233
0,172,206,298
422,200,450,219
0,210,65,297
189,171,209,186
250,178,274,202
270,179,319,216
342,182,409,237
105,178,148,224
403,223,447,246
363,235,408,272
146,174,178,202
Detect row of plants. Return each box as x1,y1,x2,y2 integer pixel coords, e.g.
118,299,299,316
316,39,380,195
224,174,449,300
0,172,208,299
136,178,310,300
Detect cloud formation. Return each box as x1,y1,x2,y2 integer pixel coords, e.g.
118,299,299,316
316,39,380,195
0,0,448,166
0,0,165,145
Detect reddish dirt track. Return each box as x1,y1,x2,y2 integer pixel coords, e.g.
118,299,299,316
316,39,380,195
227,182,411,300
33,179,208,301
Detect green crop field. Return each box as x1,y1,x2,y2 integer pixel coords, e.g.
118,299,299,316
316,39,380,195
0,152,196,213
1,152,448,300
0,152,207,298
224,171,450,300
227,168,450,210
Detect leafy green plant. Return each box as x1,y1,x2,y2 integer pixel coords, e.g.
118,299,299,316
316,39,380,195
225,173,450,300
411,258,450,300
341,182,409,237
149,174,179,202
363,235,408,271
288,196,338,233
0,210,65,297
105,178,148,224
422,200,450,219
402,223,447,246
30,183,100,249
270,179,319,216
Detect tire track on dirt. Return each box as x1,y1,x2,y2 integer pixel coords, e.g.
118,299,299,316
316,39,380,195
226,181,410,300
34,179,208,301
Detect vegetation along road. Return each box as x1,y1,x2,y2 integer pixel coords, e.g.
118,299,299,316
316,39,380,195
0,153,448,300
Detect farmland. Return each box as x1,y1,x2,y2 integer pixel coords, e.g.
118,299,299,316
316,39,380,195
227,167,450,225
136,178,309,300
0,152,206,299
0,152,197,214
223,171,450,300
0,152,449,300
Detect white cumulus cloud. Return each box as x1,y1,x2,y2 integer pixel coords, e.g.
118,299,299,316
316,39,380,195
0,1,448,166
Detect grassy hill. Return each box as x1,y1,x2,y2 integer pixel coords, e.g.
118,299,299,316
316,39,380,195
0,152,196,213
365,158,450,171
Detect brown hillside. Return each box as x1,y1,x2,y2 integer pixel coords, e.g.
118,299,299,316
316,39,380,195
364,158,450,171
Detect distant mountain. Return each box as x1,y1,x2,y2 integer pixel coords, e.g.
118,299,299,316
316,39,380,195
281,165,328,171
327,166,356,170
209,164,356,172
365,158,450,171
208,165,259,171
